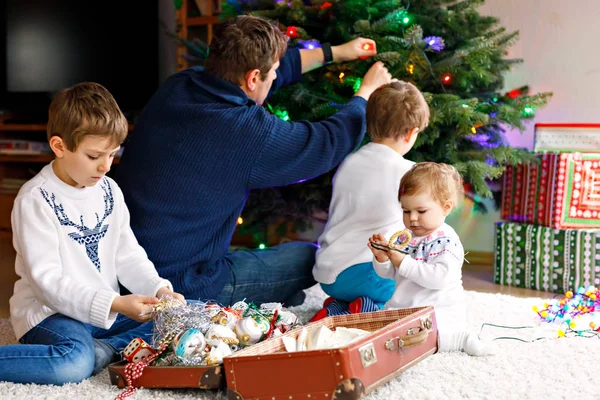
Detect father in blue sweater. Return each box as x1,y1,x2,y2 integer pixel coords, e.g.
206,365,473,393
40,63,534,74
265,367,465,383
115,15,393,306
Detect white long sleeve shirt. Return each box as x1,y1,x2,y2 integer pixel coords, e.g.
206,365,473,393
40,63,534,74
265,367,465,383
373,223,465,310
313,143,414,284
10,163,172,340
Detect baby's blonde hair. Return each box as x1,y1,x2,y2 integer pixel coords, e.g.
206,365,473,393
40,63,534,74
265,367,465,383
398,162,464,208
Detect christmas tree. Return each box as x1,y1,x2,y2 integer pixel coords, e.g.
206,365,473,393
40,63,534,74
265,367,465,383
178,0,552,245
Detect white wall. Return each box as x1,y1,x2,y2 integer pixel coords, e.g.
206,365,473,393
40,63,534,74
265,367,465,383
480,0,600,148
449,0,600,252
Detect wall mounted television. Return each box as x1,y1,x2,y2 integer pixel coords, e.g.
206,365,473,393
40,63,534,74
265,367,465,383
0,0,160,122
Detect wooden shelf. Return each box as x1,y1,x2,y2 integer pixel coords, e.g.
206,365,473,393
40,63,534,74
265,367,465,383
0,123,47,131
188,15,220,26
0,155,121,164
176,0,221,71
0,124,134,132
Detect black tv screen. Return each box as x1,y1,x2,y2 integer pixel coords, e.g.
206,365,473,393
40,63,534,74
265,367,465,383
1,0,159,120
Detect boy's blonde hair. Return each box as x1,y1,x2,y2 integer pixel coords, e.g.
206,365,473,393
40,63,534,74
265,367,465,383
47,82,128,151
399,162,464,208
366,81,430,141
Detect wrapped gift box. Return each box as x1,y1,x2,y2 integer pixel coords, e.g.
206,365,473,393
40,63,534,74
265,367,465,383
534,123,600,153
494,221,600,294
501,152,600,229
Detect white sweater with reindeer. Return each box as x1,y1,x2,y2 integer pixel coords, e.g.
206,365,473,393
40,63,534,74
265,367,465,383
10,163,172,340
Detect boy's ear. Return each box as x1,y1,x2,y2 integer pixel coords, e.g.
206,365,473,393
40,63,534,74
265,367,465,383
49,136,67,158
403,127,420,143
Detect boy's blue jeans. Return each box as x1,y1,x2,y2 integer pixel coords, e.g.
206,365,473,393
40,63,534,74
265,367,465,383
320,262,396,308
215,241,317,307
0,313,152,385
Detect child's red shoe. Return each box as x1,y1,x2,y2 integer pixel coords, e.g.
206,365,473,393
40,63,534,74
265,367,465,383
348,296,379,314
308,299,350,322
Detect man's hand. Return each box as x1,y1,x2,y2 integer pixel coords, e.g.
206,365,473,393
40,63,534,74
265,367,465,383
156,286,186,305
355,61,394,100
111,294,159,322
368,233,390,263
332,38,377,63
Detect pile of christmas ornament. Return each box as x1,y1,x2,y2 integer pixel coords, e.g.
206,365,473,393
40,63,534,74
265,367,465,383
123,297,300,366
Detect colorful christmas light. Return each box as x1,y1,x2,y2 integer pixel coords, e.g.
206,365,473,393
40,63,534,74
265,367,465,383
297,39,320,50
352,78,362,93
534,286,600,338
286,26,298,38
424,36,445,52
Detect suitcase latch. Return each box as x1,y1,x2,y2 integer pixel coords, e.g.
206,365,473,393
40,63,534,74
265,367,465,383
358,342,377,368
421,315,433,330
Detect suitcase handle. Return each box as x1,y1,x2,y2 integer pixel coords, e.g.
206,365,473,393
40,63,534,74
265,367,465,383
385,320,431,351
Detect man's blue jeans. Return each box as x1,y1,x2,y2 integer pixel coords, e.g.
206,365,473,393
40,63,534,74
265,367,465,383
0,313,152,385
215,241,317,307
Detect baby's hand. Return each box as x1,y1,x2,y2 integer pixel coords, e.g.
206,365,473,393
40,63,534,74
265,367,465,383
368,233,390,263
388,250,406,269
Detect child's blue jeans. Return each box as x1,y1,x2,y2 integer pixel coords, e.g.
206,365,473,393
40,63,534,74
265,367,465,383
320,262,396,308
0,312,152,385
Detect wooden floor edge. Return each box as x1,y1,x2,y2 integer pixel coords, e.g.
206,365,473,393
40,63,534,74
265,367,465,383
464,251,494,266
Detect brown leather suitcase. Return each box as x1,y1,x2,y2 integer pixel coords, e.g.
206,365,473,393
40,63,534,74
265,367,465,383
223,306,438,400
108,361,225,389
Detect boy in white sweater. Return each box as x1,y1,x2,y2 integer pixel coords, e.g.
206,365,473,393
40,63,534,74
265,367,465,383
0,82,184,385
368,162,492,356
311,81,428,321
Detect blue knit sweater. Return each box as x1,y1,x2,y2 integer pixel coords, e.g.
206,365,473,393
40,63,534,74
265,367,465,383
115,48,367,300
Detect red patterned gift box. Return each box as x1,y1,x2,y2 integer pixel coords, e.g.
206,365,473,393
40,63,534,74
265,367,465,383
501,152,600,229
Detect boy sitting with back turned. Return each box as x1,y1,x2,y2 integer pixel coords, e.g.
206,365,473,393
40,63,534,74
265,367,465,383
311,81,428,320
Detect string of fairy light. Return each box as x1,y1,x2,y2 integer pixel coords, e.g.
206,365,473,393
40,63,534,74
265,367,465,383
534,286,600,338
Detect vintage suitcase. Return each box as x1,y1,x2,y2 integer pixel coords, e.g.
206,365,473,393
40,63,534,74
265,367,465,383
223,307,438,400
108,361,225,389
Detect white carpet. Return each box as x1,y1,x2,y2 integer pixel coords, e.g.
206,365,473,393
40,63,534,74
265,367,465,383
1,285,598,400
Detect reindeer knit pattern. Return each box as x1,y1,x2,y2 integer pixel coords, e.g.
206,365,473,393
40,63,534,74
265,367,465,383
115,48,368,300
39,180,114,271
9,163,172,340
372,223,466,311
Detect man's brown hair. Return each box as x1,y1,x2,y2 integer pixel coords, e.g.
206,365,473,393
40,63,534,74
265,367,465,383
366,81,430,141
399,162,464,208
204,15,288,85
47,82,128,151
